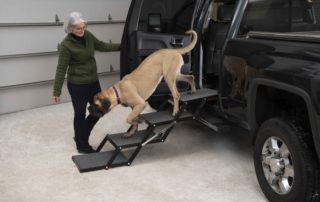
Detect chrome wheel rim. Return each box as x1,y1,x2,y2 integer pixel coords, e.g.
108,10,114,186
261,136,294,195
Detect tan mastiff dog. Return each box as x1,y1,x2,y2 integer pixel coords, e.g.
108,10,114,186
88,30,197,137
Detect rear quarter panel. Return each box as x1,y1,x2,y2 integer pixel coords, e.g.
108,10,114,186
221,36,320,157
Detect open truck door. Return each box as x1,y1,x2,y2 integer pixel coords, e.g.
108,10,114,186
120,0,211,107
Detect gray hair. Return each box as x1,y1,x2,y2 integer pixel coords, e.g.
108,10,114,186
63,12,86,34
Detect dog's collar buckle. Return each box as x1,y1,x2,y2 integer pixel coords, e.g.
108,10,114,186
112,86,121,104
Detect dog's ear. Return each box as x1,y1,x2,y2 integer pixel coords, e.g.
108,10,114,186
101,99,111,111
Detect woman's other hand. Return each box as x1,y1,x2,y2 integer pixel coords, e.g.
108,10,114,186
53,96,61,104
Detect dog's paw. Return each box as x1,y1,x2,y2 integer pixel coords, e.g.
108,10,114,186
172,110,178,116
133,117,144,124
188,90,196,94
188,87,196,94
122,132,134,138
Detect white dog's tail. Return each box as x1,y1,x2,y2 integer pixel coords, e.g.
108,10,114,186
175,30,198,55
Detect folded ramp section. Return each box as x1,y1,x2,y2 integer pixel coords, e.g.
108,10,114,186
72,88,219,173
72,151,128,173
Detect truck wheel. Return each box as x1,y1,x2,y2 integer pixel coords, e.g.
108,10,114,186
253,118,319,202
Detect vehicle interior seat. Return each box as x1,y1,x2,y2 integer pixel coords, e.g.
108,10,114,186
204,4,234,76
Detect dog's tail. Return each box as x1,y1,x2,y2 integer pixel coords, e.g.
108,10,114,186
175,30,197,55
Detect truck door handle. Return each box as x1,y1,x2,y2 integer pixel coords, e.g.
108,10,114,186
170,38,184,47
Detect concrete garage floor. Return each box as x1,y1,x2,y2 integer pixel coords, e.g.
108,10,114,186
0,102,267,202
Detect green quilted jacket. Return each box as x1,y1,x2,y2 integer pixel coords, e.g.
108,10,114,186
53,30,120,96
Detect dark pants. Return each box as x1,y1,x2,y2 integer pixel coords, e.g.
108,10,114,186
67,80,101,149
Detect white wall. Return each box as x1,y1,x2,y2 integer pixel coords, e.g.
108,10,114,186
0,0,129,23
0,0,131,114
0,24,123,87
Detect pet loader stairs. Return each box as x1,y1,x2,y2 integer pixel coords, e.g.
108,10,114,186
72,88,217,173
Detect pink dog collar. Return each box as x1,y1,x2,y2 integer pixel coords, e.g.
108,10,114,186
112,86,121,104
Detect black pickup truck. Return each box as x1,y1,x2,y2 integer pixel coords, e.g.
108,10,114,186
120,0,320,201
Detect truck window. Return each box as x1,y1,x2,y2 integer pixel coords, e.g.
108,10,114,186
137,0,197,34
239,0,320,34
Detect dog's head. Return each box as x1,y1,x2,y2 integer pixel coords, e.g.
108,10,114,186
88,91,113,117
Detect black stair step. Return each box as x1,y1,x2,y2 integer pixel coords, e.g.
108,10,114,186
178,110,194,120
140,110,193,126
108,130,152,148
72,151,128,173
179,88,218,102
140,110,175,125
198,113,224,124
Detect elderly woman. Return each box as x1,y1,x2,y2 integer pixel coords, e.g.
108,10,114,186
53,12,120,153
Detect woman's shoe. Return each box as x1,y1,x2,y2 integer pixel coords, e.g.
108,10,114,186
77,146,96,154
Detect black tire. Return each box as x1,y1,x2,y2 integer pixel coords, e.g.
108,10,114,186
253,118,320,202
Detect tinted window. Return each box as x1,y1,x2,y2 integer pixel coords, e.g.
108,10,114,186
240,0,320,34
138,0,197,34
